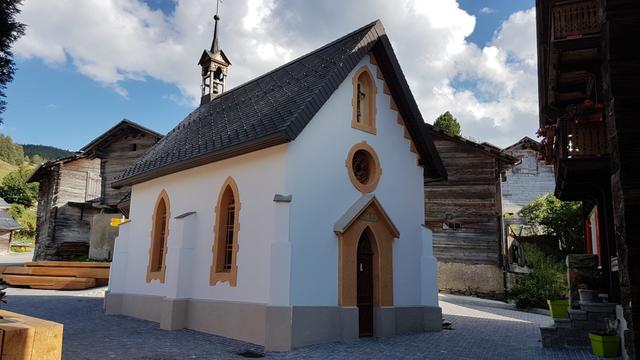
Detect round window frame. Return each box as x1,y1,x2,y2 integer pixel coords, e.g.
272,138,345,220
346,142,382,193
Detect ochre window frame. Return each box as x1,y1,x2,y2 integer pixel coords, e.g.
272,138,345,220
346,141,382,193
210,176,241,286
146,190,170,283
351,66,377,134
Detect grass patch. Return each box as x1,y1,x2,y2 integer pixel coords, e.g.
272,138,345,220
0,159,17,179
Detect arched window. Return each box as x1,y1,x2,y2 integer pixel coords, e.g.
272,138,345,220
352,66,377,134
211,177,240,286
147,190,170,283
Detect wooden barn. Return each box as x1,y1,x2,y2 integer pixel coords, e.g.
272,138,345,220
424,126,517,298
28,120,162,261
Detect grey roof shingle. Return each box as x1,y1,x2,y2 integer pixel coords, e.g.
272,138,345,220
0,209,20,230
113,20,445,187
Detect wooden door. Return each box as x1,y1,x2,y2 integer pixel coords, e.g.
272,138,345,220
357,232,374,337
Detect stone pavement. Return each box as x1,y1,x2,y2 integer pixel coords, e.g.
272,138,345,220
0,250,33,265
2,287,603,359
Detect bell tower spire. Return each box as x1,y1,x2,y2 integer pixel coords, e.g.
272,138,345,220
198,0,231,104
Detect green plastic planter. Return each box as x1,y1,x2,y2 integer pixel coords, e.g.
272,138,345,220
589,332,621,357
547,299,569,319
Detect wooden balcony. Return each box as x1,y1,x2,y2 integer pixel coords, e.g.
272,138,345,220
552,0,603,41
552,117,611,200
556,118,609,160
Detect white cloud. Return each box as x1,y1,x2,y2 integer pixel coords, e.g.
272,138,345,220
14,0,538,147
480,7,495,14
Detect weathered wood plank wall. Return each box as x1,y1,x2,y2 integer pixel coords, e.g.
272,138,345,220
425,138,503,266
98,130,158,207
33,158,101,260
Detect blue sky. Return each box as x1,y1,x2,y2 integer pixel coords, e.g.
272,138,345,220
3,0,535,151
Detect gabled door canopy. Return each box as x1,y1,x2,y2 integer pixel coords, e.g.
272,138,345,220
334,194,399,238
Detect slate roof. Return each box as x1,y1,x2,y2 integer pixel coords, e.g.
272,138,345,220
81,119,163,154
0,197,9,209
113,20,446,187
0,209,20,231
27,154,86,183
426,124,518,166
503,136,542,152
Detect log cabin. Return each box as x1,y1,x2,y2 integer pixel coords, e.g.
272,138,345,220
28,120,162,260
536,0,640,355
424,126,517,298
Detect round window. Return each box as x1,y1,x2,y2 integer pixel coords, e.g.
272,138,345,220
352,150,371,185
346,142,381,193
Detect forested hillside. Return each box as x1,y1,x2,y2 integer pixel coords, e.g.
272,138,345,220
22,144,73,162
0,133,74,167
0,134,24,165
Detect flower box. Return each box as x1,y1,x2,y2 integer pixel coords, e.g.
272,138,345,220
547,299,569,319
589,332,621,357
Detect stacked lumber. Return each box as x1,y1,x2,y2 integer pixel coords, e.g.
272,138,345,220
0,310,63,359
0,261,110,290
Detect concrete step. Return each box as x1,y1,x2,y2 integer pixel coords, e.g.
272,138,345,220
569,309,587,320
540,325,591,349
0,274,96,290
580,302,617,314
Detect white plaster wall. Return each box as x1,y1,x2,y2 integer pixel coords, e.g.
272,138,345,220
502,148,555,216
109,145,287,304
285,55,436,307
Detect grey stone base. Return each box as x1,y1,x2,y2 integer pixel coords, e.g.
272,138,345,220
105,292,442,351
540,301,618,350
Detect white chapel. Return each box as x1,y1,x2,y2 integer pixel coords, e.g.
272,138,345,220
105,17,446,351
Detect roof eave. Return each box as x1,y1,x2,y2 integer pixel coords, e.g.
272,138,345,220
80,119,163,154
112,130,290,188
26,154,86,183
369,37,447,181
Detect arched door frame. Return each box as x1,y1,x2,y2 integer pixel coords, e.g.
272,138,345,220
335,195,399,308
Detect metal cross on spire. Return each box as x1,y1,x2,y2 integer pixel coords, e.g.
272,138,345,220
211,0,223,53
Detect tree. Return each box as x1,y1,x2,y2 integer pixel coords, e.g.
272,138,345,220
519,194,584,256
0,133,24,165
433,111,461,136
30,154,43,164
0,0,25,122
8,203,35,240
0,165,37,206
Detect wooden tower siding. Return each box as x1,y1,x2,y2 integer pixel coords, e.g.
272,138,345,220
425,139,504,266
93,129,159,208
33,157,101,260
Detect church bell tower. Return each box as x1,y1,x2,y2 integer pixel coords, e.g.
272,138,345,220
198,8,231,105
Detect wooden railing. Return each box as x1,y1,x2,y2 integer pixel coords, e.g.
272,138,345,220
554,118,609,163
552,0,602,40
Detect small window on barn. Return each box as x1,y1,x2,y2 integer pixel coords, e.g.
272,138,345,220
210,177,240,286
351,66,377,134
130,143,138,152
443,222,462,231
146,190,170,283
